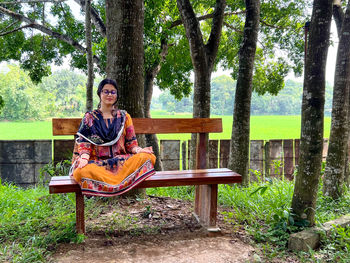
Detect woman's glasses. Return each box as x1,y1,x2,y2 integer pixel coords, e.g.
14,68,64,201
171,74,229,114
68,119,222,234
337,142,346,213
101,89,117,96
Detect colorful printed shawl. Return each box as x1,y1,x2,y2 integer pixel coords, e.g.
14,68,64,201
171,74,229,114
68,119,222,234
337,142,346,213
70,109,156,196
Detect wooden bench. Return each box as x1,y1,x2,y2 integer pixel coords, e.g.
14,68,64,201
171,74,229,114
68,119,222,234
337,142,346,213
49,118,242,234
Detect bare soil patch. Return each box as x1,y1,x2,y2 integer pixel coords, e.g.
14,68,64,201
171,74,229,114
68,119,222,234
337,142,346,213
51,195,297,263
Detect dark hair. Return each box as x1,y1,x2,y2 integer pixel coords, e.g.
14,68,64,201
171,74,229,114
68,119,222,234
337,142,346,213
97,78,118,108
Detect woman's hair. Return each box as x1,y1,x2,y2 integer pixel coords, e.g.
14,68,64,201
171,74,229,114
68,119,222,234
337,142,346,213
97,78,118,108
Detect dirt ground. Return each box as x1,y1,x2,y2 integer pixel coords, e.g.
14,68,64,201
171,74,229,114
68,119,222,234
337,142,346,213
51,196,296,263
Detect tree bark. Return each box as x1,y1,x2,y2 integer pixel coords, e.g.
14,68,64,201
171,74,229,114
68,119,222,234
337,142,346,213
176,0,226,169
228,0,260,185
85,0,94,111
105,0,145,119
143,40,169,171
74,0,106,37
323,0,350,199
333,1,345,37
291,0,333,225
105,0,145,196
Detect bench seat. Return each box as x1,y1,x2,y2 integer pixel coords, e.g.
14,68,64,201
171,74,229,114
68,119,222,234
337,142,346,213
49,168,241,194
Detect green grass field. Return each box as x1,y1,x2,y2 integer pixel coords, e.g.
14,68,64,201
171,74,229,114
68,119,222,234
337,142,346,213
0,114,331,140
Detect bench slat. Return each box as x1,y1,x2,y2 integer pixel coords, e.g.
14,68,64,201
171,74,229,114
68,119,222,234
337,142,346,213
49,169,242,194
52,118,222,135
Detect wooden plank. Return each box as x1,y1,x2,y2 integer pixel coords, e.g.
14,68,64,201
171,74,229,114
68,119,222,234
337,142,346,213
323,138,329,162
294,139,300,166
209,140,218,169
75,192,85,234
283,139,294,180
219,140,230,168
269,140,283,177
249,140,264,181
53,118,223,135
49,169,242,193
182,141,187,170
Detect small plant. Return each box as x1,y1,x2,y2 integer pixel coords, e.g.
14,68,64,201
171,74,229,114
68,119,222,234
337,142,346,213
38,160,71,185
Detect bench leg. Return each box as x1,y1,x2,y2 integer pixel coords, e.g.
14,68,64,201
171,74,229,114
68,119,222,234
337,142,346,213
194,184,218,230
75,192,85,234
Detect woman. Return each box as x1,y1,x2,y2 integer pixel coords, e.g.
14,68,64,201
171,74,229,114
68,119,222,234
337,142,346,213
70,78,156,196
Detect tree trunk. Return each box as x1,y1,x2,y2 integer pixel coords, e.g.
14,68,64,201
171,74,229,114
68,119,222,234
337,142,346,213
105,0,145,119
291,0,333,225
85,0,94,111
228,0,260,185
105,0,145,196
333,1,345,37
144,69,164,171
323,0,350,199
176,0,226,169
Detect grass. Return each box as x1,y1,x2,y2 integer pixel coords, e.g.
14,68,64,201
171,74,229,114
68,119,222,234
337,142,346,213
1,163,350,262
148,178,350,262
0,114,332,140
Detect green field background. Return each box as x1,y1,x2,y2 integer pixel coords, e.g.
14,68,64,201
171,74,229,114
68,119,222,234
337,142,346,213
0,114,331,141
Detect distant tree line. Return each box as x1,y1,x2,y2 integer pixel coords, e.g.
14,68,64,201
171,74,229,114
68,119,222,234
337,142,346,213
0,65,100,120
154,75,334,116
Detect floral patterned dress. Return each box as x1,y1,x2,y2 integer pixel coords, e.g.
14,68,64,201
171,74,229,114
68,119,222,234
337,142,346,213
70,109,156,196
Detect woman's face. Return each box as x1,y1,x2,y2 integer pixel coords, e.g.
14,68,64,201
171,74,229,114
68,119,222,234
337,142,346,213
100,84,117,107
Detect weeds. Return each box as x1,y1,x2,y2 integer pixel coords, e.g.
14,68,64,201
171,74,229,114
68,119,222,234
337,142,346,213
2,158,350,262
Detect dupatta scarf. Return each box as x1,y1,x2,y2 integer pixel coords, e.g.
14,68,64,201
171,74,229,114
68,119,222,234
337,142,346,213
76,109,126,146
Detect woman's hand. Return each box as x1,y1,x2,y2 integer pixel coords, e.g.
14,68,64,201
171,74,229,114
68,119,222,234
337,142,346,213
134,146,153,154
78,153,90,168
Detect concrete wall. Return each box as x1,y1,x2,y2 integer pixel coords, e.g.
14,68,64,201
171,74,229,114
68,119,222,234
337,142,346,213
0,140,52,187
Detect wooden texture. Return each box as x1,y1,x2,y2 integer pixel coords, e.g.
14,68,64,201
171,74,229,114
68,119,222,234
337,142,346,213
209,140,218,169
249,140,264,180
52,118,222,135
49,168,242,194
295,139,300,166
283,139,294,180
76,192,85,234
269,140,283,177
219,140,230,168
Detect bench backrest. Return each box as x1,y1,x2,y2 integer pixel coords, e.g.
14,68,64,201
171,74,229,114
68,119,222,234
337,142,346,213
52,118,222,135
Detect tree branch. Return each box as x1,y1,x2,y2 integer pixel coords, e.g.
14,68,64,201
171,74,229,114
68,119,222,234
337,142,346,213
223,22,243,34
0,5,101,67
260,19,284,29
73,0,106,37
170,10,245,29
333,4,345,37
205,0,226,66
0,0,66,4
0,23,33,36
0,20,20,33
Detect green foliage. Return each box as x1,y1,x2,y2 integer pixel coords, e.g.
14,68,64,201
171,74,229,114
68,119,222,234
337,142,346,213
0,115,333,141
0,65,101,120
0,183,78,262
154,76,334,116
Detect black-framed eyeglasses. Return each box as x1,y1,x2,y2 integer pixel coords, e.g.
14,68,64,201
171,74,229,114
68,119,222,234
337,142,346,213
102,89,117,96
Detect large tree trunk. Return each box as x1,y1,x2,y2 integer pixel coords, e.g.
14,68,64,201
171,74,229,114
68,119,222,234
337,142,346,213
333,0,345,36
323,1,350,199
143,40,170,171
105,0,145,196
291,0,333,225
228,0,260,185
105,0,145,119
85,0,94,111
176,0,226,169
144,68,164,171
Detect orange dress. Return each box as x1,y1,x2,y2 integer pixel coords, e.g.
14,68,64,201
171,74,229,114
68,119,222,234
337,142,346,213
70,109,156,196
